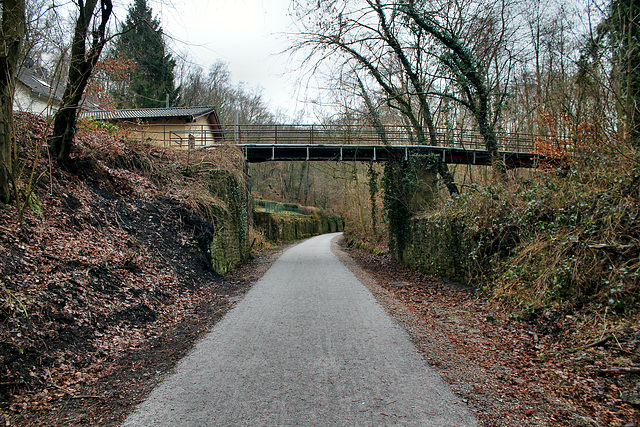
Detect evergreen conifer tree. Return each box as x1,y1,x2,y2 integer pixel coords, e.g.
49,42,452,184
113,0,177,108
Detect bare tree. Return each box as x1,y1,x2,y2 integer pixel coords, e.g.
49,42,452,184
49,0,112,165
177,59,277,125
402,0,511,174
293,0,462,194
0,0,26,202
22,0,68,68
601,0,640,145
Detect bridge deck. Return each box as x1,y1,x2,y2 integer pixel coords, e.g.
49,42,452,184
206,143,538,168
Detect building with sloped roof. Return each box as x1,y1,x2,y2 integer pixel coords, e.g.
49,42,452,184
14,66,100,116
13,67,65,116
83,106,224,148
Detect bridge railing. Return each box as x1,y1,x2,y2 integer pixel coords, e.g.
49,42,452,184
121,123,537,153
222,124,536,153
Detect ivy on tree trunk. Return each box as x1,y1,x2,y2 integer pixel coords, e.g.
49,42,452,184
403,0,506,176
367,162,380,235
382,159,415,261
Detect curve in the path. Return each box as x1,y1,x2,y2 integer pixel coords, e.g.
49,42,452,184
123,233,478,426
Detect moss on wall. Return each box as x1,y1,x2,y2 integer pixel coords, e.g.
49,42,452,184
383,156,438,262
383,157,476,282
208,169,250,274
401,212,478,283
253,209,345,243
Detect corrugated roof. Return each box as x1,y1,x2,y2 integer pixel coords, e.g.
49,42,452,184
83,106,217,121
17,68,65,101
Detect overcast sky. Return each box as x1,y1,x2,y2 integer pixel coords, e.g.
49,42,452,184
141,0,309,121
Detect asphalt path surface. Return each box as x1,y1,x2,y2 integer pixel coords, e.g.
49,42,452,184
123,233,478,426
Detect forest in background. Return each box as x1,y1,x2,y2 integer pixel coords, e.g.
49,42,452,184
250,0,640,326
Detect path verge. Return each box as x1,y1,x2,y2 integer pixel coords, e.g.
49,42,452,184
335,237,639,426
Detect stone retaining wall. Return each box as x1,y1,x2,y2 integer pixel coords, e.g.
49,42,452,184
400,213,476,283
253,209,345,243
208,170,250,274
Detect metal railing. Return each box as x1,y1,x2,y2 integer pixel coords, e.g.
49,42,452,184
124,123,538,153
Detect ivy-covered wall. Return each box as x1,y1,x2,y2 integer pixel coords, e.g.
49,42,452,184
254,209,345,243
383,155,478,282
401,212,478,283
206,169,345,272
383,156,437,261
208,169,250,274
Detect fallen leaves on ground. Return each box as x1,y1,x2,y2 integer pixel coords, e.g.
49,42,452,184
344,247,640,426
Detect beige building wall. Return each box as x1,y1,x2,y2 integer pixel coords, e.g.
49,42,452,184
118,116,220,149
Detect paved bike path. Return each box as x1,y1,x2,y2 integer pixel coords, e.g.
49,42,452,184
123,233,477,426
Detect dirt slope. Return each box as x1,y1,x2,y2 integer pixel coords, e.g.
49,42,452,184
0,114,253,425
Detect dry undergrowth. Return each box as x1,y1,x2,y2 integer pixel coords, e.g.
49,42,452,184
343,245,640,426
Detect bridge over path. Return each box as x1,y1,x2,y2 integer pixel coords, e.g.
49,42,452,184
140,123,542,168
219,124,539,168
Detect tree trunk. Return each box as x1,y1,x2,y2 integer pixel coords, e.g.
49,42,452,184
371,0,460,195
476,100,505,176
0,0,26,203
624,0,640,146
422,100,460,195
49,0,112,165
51,105,80,163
